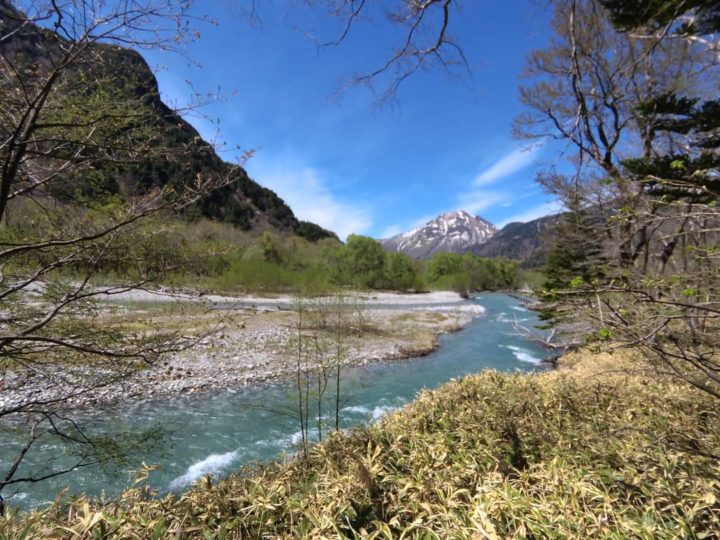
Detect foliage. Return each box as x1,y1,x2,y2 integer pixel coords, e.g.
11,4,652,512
384,252,421,292
326,237,425,292
538,193,606,326
0,1,332,242
0,203,528,297
514,0,702,178
588,2,720,398
296,221,336,243
600,0,720,34
0,0,251,502
340,235,388,289
2,350,718,538
514,268,545,290
521,0,720,394
314,238,520,294
425,252,464,283
425,252,519,293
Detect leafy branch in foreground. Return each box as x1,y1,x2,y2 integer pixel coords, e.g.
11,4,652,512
0,0,240,508
523,0,720,398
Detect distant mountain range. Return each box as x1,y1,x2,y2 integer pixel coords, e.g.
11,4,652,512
380,210,560,265
380,211,497,259
463,213,562,266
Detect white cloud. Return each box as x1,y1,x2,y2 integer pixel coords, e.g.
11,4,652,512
497,200,564,227
473,143,544,186
247,160,373,241
451,142,546,223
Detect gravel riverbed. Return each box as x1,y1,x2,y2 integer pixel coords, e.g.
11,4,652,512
1,291,485,409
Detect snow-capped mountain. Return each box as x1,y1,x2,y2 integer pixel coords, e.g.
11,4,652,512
380,211,497,259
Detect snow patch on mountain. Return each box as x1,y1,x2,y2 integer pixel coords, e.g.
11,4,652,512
380,211,497,259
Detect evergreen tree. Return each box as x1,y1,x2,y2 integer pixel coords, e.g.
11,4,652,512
532,0,720,397
600,0,720,35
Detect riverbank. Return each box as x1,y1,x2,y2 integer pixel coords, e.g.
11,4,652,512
1,291,483,409
4,345,717,537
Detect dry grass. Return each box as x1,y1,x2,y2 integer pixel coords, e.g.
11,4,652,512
94,302,245,333
2,349,719,539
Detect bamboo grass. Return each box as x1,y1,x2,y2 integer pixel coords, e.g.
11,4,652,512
1,350,718,538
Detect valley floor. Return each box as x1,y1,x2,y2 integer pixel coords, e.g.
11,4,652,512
2,290,483,409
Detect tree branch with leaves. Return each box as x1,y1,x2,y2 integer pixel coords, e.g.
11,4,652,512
0,0,244,509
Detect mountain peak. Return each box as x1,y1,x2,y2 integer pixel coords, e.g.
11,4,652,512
380,210,497,259
438,210,470,218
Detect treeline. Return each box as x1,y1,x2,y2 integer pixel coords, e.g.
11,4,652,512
200,232,529,294
322,235,525,293
1,200,535,293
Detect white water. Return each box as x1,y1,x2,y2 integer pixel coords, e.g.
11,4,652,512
342,404,398,420
504,344,542,364
169,450,240,490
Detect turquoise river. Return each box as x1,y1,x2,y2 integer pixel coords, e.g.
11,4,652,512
1,292,550,510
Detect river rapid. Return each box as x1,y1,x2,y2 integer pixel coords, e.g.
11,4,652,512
1,292,548,510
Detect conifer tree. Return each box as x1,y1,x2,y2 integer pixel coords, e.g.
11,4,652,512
528,0,720,398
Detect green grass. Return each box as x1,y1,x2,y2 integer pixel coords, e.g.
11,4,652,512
2,350,718,538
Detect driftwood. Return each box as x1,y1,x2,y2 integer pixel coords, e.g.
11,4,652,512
511,319,583,352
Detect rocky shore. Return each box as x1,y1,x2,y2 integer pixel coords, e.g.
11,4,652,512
1,291,485,409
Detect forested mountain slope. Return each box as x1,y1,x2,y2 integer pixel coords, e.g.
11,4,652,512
0,1,333,240
464,213,562,267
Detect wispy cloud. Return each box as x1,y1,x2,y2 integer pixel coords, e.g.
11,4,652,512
451,142,546,223
457,190,510,216
378,213,436,239
247,159,373,241
497,200,564,227
473,142,544,186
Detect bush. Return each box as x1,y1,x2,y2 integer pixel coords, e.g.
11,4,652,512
425,252,519,292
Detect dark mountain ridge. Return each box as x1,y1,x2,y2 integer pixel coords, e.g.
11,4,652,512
463,213,562,267
0,2,334,241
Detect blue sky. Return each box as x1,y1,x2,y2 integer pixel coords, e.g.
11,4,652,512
143,1,563,239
